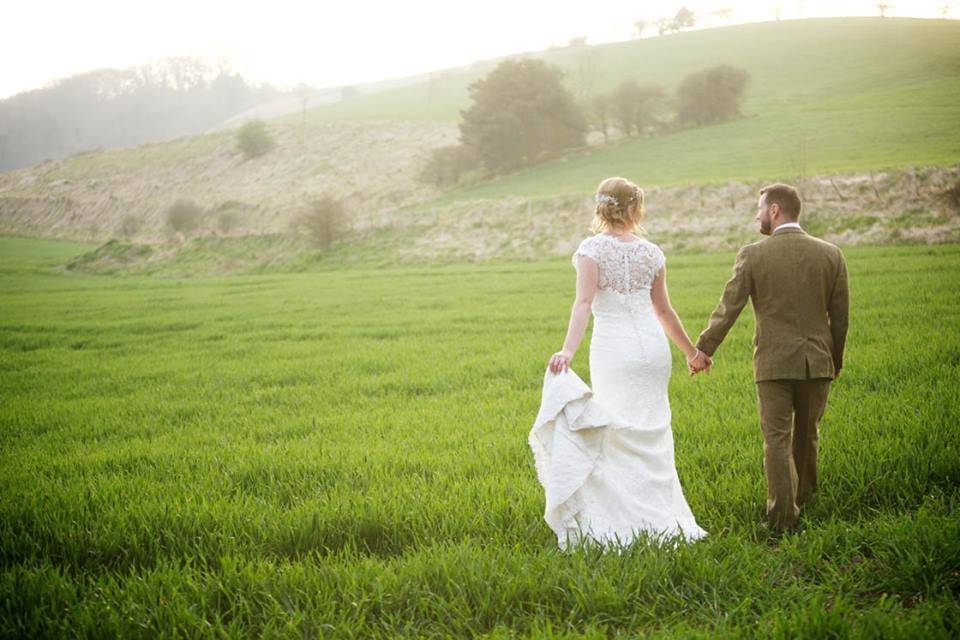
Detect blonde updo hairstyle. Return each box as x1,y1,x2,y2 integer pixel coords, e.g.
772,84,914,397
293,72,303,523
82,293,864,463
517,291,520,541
590,176,645,235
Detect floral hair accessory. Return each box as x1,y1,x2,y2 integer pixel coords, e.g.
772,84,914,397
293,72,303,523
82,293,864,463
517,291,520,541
595,193,618,206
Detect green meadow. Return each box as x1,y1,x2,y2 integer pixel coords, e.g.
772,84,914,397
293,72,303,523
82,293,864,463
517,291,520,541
1,236,958,637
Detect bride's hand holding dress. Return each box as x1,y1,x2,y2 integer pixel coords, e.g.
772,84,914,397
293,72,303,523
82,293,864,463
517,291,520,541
549,251,599,374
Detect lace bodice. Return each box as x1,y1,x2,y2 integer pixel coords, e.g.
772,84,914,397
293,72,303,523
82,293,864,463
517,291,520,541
571,234,666,294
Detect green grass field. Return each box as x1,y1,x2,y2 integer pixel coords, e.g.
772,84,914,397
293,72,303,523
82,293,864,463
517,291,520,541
1,236,958,638
295,17,960,199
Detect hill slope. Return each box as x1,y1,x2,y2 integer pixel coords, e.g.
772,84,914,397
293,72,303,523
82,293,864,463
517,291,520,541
298,18,960,124
298,17,960,197
0,120,456,241
1,17,958,250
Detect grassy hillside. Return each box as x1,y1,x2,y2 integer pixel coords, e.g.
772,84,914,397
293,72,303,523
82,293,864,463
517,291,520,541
299,18,960,124
0,120,456,242
296,18,960,198
2,18,958,250
1,236,958,636
448,74,960,199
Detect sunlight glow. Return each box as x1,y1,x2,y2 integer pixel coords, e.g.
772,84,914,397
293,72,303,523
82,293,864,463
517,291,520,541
2,0,954,98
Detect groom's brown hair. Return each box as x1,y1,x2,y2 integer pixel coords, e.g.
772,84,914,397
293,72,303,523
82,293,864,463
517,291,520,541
759,183,802,218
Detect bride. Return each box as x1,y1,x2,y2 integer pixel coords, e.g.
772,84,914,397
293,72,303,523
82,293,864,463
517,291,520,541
533,176,709,550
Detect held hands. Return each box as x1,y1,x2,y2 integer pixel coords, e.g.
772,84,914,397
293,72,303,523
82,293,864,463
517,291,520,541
686,348,712,376
548,349,574,374
550,348,710,375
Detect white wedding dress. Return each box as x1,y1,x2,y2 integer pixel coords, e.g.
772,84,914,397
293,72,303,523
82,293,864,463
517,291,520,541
529,234,707,551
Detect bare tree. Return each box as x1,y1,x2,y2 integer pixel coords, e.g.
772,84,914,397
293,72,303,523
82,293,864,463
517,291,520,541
573,47,598,99
119,214,143,238
773,3,784,21
633,20,649,38
672,6,696,31
0,55,277,172
938,4,952,18
165,56,209,92
291,195,347,249
294,83,312,144
592,94,610,142
612,80,669,136
709,6,733,25
613,81,638,135
877,3,892,17
656,17,672,35
427,71,438,103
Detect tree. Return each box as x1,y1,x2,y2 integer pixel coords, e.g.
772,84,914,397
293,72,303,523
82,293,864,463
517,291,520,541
458,59,587,173
672,6,696,32
165,56,208,92
419,144,481,187
119,214,143,238
937,180,960,213
677,65,750,126
613,80,669,136
572,47,599,99
165,199,204,236
291,195,346,249
216,209,241,234
294,83,313,143
633,20,649,38
592,94,611,142
613,81,638,136
877,3,892,17
632,84,670,134
656,17,672,35
0,56,278,172
708,7,733,27
939,4,952,18
235,119,275,158
938,180,960,213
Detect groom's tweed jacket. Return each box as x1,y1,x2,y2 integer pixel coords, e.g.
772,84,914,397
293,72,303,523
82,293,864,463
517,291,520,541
696,227,849,382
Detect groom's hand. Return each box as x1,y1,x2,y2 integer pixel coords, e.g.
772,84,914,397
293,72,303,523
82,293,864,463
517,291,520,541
687,350,712,376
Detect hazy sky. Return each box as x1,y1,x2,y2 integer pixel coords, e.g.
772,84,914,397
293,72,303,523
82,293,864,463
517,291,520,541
3,1,954,99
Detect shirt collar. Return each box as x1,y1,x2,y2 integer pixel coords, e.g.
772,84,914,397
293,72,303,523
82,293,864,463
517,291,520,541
773,222,802,233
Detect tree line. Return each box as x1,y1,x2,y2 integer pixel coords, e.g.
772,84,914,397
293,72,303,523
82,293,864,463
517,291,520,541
0,57,279,172
420,58,750,188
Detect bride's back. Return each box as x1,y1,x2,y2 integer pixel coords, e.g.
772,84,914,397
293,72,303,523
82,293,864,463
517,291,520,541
572,234,666,296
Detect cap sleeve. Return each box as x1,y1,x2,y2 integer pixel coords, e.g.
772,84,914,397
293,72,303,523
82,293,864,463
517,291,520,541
571,237,600,268
653,244,666,275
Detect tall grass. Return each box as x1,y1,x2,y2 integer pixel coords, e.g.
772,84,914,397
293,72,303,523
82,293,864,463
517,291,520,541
1,237,957,637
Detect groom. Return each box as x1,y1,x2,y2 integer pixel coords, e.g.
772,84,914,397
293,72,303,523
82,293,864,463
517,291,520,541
689,183,849,531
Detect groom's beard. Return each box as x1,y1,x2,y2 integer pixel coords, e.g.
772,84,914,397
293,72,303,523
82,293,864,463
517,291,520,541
759,218,771,235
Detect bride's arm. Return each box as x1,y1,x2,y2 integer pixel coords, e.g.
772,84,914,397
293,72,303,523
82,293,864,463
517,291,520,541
549,255,598,373
650,267,703,365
